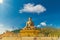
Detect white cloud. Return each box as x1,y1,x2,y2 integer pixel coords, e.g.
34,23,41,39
0,24,18,34
37,22,47,27
37,25,41,27
19,3,46,14
37,22,54,28
40,22,47,26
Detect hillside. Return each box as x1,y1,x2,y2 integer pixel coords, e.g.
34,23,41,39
12,26,60,37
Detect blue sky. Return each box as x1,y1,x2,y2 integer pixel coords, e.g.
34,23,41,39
0,0,60,34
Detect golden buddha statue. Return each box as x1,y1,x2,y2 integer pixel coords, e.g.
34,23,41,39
26,17,34,27
19,17,40,37
23,17,35,30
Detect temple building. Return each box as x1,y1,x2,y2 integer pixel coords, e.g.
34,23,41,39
19,17,40,37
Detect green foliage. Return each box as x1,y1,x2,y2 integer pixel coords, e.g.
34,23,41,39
12,29,22,34
36,26,60,37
